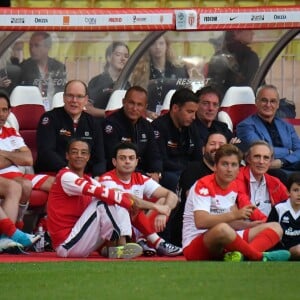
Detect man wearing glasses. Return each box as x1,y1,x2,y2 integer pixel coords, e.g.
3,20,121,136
237,84,300,185
35,80,106,177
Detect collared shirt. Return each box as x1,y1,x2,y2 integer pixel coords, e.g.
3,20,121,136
249,170,271,216
259,116,283,147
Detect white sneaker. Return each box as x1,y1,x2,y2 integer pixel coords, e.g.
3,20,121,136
108,243,143,259
0,237,24,254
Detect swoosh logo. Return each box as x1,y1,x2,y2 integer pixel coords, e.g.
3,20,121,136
229,16,238,21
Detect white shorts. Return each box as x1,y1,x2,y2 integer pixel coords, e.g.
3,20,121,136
56,200,128,258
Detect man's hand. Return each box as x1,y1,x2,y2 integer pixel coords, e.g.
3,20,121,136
0,77,11,88
154,214,167,232
232,204,256,220
153,203,171,216
229,137,241,144
270,159,283,169
146,172,161,182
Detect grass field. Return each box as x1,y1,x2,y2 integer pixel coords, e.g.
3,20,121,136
0,261,298,300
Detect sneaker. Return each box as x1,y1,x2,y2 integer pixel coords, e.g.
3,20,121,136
262,250,291,262
0,237,24,254
108,243,143,259
224,251,244,262
137,239,156,257
10,229,41,248
156,241,182,257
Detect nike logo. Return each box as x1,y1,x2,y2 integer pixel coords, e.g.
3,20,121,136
229,16,238,21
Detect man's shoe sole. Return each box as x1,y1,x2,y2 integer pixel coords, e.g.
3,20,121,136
108,243,143,259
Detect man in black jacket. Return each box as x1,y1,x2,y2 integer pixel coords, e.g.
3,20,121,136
102,86,162,181
35,80,106,177
195,85,233,143
151,88,202,193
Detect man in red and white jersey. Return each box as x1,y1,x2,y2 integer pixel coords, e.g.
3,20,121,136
99,142,182,256
47,138,170,258
0,90,54,227
182,143,290,262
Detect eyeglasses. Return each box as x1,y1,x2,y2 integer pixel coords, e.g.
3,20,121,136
64,94,87,100
258,98,278,105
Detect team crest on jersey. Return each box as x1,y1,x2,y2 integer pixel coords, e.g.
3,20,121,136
59,128,72,137
282,216,290,223
41,116,49,125
85,131,90,136
199,187,209,196
167,140,178,148
104,125,113,134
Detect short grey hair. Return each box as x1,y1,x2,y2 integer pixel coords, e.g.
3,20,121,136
245,140,274,160
255,84,280,102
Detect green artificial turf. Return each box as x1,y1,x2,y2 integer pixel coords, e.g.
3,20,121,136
0,261,298,300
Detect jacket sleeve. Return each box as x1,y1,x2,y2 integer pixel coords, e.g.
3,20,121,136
236,117,262,152
237,192,267,221
277,121,300,164
152,120,182,171
142,123,163,173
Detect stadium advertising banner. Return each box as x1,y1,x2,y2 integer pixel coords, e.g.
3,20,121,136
0,6,300,31
176,6,300,30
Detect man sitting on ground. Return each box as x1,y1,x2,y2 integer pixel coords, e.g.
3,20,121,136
47,138,170,258
98,142,182,257
182,144,290,261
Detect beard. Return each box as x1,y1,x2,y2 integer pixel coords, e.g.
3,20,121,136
203,152,215,167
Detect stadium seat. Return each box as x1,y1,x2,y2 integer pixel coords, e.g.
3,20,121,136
5,111,19,131
217,86,257,132
9,86,45,162
51,91,64,109
105,89,126,116
160,89,176,115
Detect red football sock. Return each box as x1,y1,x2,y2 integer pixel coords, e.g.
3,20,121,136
226,235,263,261
132,211,155,236
15,220,24,230
0,218,17,237
249,228,280,252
